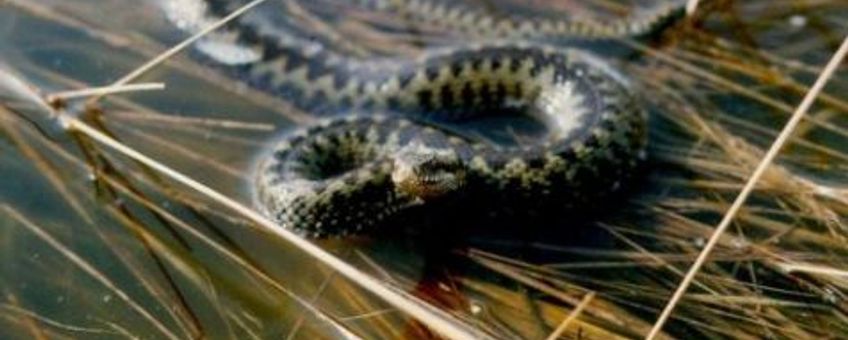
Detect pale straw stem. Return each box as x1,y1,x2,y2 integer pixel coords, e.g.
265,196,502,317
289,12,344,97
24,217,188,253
48,83,165,101
545,292,596,340
779,263,848,278
685,0,700,15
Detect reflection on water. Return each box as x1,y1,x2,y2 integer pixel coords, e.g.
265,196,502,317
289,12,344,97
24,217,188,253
1,0,848,338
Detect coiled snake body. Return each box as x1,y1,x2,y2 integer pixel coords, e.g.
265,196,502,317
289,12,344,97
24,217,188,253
173,0,684,236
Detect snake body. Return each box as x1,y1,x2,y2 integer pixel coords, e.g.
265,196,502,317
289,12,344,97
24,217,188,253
171,0,684,236
337,0,685,40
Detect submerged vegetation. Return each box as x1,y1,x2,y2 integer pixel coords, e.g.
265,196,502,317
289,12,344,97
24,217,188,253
1,0,847,338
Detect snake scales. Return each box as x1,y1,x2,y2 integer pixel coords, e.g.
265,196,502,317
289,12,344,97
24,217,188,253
169,0,685,236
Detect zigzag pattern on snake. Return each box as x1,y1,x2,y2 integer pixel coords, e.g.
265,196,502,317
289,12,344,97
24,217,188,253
165,0,684,236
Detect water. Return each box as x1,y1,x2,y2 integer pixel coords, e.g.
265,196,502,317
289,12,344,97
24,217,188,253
1,0,847,338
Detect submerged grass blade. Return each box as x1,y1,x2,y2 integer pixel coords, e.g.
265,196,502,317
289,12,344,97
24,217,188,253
1,205,181,340
0,304,117,336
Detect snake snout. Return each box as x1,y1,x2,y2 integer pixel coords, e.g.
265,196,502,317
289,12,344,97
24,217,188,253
391,142,466,201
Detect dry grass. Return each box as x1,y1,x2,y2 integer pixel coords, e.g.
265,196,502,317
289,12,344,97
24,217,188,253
1,0,847,339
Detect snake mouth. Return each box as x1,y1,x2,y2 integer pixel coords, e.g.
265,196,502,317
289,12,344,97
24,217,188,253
413,163,466,191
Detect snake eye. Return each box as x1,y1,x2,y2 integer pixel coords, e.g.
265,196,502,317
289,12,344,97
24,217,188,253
391,142,466,201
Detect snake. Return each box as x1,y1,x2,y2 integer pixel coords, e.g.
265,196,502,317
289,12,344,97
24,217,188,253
165,0,685,236
327,0,686,40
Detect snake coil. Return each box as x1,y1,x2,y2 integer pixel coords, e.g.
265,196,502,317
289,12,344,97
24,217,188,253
168,0,684,236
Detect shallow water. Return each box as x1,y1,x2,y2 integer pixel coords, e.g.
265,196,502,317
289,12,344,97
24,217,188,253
1,0,848,339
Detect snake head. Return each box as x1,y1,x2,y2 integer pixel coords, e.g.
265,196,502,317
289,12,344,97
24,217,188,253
391,142,466,201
